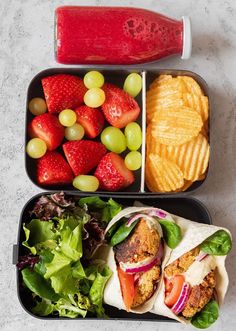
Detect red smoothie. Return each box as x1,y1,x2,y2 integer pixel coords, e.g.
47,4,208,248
55,6,191,65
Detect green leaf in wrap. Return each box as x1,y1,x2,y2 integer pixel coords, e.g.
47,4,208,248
191,300,219,329
200,230,232,256
158,219,182,249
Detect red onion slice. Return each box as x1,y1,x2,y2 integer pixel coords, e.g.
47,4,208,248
122,243,163,274
126,213,151,227
196,251,208,261
148,209,167,219
171,282,190,315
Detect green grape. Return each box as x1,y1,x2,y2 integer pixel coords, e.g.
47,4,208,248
101,127,127,154
84,71,105,89
29,97,47,115
125,122,142,151
125,151,142,171
59,109,77,127
84,88,105,108
65,123,85,141
73,175,99,192
123,73,142,97
26,138,47,159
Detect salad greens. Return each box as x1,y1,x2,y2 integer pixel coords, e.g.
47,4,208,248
17,193,121,318
200,230,232,256
191,300,219,329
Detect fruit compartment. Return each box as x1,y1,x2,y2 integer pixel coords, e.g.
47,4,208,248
25,68,144,193
13,192,212,320
25,68,210,194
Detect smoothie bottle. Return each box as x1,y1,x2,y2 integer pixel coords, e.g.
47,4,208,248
55,6,191,65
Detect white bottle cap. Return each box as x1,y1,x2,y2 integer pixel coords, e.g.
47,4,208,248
181,16,192,60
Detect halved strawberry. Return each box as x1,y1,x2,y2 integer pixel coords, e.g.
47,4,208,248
75,105,105,138
28,113,64,150
94,152,134,191
102,83,141,128
42,74,87,113
63,140,106,176
37,151,73,185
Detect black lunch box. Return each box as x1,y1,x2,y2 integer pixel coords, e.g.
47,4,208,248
13,192,212,321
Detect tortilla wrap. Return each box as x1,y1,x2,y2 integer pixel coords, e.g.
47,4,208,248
151,214,231,323
102,206,175,313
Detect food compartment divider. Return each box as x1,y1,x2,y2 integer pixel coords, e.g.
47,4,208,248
14,192,212,321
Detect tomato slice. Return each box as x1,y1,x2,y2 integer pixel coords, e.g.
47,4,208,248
164,275,185,307
117,267,135,311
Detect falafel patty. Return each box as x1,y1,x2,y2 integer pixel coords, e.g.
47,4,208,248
164,246,200,278
182,270,216,318
114,218,160,264
132,265,161,308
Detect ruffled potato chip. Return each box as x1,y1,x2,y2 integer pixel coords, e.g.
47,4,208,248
151,107,203,146
145,154,184,192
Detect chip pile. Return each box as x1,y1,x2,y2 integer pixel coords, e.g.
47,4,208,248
146,75,210,192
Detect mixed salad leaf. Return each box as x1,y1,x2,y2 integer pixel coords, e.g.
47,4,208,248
17,193,120,318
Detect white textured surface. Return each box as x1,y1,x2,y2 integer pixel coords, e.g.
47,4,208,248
1,0,236,330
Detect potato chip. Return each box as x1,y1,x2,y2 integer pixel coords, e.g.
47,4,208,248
201,96,209,122
180,76,203,96
145,154,184,192
160,134,209,181
151,107,203,146
201,120,209,138
174,180,193,192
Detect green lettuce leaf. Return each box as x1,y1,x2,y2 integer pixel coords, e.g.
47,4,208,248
89,266,112,317
32,298,54,316
50,264,78,295
34,250,54,276
22,219,57,255
55,297,87,318
60,223,83,261
78,196,106,209
22,267,59,301
44,251,71,279
102,198,122,223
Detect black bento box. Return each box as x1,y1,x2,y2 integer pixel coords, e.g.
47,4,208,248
13,192,212,320
25,68,210,195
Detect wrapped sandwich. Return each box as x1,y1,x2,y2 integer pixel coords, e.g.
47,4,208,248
101,206,182,313
152,215,232,329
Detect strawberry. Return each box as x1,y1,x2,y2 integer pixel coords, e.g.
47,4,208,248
94,152,134,191
37,151,73,185
63,140,106,176
102,83,141,128
75,105,105,138
28,113,64,151
42,74,87,113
